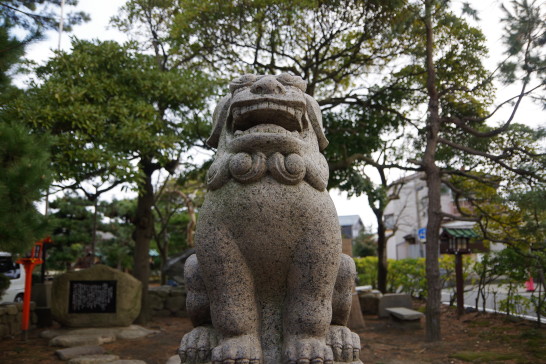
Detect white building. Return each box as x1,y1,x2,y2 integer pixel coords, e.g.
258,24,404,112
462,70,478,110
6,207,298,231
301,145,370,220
383,172,464,260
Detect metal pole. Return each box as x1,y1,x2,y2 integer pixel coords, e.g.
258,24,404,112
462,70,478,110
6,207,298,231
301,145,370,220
57,0,65,51
455,253,464,318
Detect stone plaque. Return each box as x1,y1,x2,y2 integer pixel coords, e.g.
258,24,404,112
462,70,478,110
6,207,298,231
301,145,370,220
69,280,117,314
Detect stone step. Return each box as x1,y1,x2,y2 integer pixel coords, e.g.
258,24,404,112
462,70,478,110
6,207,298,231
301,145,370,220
67,354,120,364
55,345,106,360
50,334,116,347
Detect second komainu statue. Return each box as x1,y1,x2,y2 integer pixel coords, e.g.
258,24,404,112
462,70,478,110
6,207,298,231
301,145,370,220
179,74,363,364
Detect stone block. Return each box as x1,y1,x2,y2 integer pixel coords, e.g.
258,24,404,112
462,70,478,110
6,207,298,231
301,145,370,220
385,307,424,321
51,265,141,327
169,286,186,297
165,295,185,313
148,292,165,311
67,354,120,363
149,285,171,299
358,292,382,315
55,345,106,360
378,293,413,318
173,310,188,318
6,304,18,315
0,323,8,337
0,306,7,315
152,309,171,317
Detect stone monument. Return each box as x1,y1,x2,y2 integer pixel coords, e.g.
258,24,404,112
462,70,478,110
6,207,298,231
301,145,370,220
51,264,141,327
179,74,363,364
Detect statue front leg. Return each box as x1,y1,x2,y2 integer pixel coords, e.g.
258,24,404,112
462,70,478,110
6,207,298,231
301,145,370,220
328,254,362,363
198,234,262,364
179,254,216,364
282,237,339,364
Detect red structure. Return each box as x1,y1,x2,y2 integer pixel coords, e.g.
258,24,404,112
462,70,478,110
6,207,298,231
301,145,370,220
16,237,52,339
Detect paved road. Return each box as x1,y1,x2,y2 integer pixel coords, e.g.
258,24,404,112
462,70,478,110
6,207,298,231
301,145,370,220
441,283,545,323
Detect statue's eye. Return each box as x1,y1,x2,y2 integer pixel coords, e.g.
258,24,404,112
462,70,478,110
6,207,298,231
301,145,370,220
229,74,257,93
277,73,307,92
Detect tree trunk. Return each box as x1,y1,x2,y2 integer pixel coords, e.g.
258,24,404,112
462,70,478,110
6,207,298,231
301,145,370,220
375,214,388,293
423,0,442,342
132,159,156,324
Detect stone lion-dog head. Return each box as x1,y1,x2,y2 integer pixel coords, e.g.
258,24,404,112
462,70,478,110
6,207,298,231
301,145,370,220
205,73,330,191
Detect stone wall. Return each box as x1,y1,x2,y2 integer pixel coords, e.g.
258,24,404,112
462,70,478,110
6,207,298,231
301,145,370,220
149,285,187,318
0,302,37,339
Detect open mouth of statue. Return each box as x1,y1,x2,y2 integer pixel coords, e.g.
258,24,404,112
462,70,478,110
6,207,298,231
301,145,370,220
231,101,305,137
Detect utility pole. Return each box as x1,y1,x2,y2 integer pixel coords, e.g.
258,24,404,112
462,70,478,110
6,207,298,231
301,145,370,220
57,0,65,51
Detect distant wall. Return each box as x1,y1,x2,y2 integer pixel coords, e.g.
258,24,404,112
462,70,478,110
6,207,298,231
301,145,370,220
148,285,187,318
0,302,36,339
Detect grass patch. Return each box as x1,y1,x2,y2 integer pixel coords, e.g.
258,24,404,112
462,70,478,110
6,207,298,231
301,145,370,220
521,329,546,359
449,351,519,362
467,320,491,328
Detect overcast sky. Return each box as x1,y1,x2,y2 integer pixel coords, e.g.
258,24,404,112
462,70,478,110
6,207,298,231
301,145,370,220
23,0,545,229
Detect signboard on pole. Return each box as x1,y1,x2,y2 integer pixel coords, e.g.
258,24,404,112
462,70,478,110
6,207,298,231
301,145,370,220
418,228,427,241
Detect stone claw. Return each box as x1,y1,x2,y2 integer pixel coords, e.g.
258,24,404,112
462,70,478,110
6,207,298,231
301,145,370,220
326,325,361,363
284,337,333,364
211,334,261,364
179,326,218,363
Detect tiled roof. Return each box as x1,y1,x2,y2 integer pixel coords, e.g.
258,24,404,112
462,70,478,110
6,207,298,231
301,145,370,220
443,228,479,238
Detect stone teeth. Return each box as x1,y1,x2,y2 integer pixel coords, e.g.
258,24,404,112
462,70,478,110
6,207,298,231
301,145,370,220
234,130,243,136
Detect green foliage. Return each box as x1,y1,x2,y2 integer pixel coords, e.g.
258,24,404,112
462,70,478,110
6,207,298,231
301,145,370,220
99,198,136,271
500,0,545,89
0,1,88,42
354,256,378,288
0,122,51,254
46,193,95,270
354,256,429,296
0,1,88,102
388,258,427,298
352,230,377,258
12,39,213,187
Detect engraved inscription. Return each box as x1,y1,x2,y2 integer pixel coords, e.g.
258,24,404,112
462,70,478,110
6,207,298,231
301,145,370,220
69,280,116,313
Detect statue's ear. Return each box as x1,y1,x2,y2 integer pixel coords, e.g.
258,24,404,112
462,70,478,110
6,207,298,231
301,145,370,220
207,95,231,148
305,94,329,151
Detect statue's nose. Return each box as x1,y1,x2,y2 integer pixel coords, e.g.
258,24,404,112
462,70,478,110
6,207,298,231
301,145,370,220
250,76,286,95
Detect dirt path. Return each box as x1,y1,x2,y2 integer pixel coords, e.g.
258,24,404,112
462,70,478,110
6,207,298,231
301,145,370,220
1,305,544,364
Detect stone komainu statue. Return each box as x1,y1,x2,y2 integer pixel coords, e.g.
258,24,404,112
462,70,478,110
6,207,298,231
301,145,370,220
179,74,363,364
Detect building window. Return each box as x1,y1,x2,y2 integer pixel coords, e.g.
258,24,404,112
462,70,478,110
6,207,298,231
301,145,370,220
384,214,395,230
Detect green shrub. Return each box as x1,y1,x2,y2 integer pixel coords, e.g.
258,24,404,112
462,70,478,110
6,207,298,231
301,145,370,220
354,256,378,288
388,258,427,297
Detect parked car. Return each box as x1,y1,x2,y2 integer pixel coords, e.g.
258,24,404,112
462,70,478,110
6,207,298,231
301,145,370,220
0,252,25,303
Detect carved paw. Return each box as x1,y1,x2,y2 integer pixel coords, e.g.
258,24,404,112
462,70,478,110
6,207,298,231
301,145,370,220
284,337,334,364
179,326,218,363
211,334,261,364
326,325,361,363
